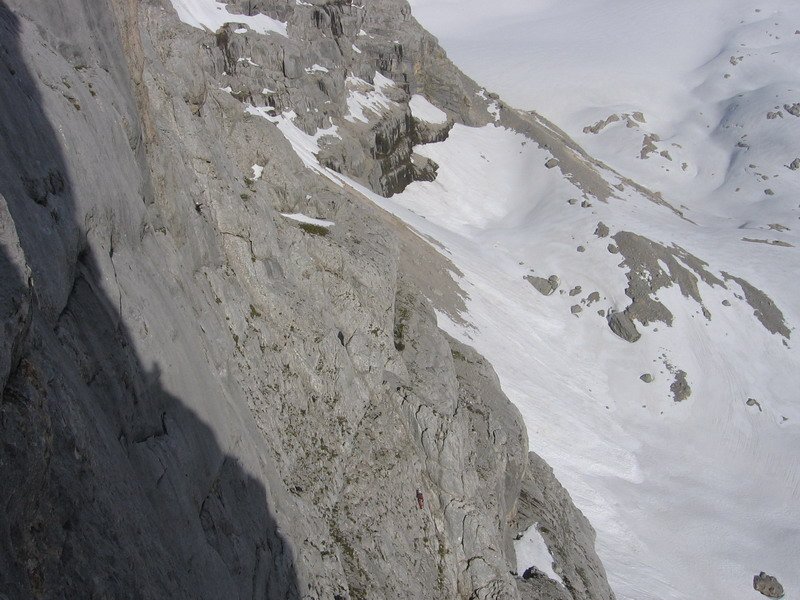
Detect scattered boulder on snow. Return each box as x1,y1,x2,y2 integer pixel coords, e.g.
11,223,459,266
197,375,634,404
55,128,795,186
545,158,559,169
746,398,763,412
526,274,560,296
753,572,784,598
607,244,619,254
788,158,800,170
571,304,582,315
577,245,586,253
640,373,654,383
783,103,800,117
640,133,660,159
607,311,641,343
594,222,610,238
586,292,601,305
670,370,692,402
722,299,731,306
569,286,582,296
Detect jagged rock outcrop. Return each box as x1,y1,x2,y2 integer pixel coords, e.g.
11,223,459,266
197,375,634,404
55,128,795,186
0,0,615,598
513,454,615,600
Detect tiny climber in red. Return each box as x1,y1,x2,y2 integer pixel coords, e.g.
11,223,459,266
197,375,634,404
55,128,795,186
416,489,424,510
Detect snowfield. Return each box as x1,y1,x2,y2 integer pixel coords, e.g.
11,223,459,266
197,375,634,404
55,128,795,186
393,1,800,598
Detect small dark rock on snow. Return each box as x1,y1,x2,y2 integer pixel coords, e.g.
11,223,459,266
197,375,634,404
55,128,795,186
595,222,610,238
753,572,784,598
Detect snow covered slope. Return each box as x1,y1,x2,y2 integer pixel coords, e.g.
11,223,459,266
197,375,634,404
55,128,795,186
380,1,800,598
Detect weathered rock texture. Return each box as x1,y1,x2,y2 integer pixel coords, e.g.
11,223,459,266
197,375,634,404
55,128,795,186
754,572,785,598
0,0,614,599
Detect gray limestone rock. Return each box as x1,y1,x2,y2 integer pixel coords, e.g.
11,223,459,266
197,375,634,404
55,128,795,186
594,222,610,238
526,274,560,296
754,572,785,598
721,271,790,339
518,566,572,600
670,370,692,402
783,103,800,117
640,373,654,383
545,158,559,169
571,304,583,315
607,311,641,343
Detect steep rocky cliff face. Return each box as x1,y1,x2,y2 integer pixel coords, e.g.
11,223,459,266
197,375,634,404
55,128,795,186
0,0,614,598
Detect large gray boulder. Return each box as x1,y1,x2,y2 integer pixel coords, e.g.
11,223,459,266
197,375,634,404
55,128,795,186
754,572,785,598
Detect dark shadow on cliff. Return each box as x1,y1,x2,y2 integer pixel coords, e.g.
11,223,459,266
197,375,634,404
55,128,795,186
0,3,300,598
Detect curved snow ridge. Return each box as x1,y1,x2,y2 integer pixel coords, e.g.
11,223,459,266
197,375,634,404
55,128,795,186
169,0,288,37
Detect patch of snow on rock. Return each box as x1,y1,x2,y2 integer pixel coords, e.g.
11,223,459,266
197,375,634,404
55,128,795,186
515,523,564,586
409,94,448,123
168,0,287,37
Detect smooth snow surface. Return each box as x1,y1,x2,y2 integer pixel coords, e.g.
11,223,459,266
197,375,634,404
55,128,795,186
169,0,287,36
515,524,564,586
409,94,448,124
